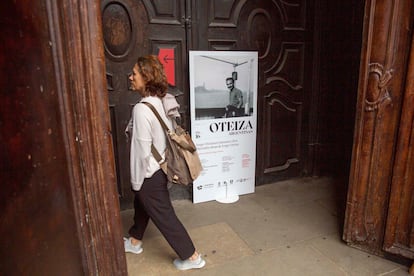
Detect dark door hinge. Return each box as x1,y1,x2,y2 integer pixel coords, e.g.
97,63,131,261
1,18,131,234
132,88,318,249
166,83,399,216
181,16,191,28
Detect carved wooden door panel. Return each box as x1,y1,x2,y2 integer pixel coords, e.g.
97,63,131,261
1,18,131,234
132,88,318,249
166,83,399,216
383,31,414,260
192,0,312,184
101,0,188,207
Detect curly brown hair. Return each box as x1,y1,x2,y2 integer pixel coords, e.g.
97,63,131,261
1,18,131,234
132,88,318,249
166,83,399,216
136,55,168,97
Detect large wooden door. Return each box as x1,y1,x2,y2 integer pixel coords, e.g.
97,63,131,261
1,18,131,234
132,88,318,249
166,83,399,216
192,0,313,184
101,0,188,207
343,0,414,260
2,0,126,274
101,0,314,206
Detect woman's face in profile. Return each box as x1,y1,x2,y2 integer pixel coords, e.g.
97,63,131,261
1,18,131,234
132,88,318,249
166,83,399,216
129,64,145,94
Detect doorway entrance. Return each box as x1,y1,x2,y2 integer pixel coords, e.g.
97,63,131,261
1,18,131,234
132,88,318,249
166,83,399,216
101,0,316,208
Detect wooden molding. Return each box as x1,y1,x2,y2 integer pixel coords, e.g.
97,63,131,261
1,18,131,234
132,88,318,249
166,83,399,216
364,63,393,112
383,30,414,259
47,0,127,274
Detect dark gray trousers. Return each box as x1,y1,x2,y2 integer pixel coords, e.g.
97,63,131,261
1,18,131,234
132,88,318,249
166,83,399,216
128,169,195,260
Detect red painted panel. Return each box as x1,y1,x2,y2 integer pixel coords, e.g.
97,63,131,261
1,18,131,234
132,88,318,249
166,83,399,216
158,48,175,86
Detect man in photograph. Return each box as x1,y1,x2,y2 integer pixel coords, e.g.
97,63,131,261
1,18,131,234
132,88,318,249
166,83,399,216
225,77,244,117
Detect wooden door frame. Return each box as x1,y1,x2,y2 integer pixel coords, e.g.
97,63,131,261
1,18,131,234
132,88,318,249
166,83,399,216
54,0,414,271
50,0,127,274
343,0,413,256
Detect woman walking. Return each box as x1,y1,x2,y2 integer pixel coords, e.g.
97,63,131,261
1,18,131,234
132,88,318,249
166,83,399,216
124,55,205,271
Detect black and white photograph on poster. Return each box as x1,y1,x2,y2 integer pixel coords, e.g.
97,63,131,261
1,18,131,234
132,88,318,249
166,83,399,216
192,53,255,120
189,51,258,203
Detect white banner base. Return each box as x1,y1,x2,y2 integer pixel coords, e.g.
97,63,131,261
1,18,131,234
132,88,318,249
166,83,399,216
216,194,239,204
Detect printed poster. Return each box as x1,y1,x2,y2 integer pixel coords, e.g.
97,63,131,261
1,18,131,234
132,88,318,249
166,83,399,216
189,51,258,203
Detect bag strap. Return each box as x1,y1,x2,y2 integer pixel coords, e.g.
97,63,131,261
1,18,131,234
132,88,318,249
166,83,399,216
142,102,170,132
143,101,196,157
141,102,169,163
143,101,197,153
151,144,163,163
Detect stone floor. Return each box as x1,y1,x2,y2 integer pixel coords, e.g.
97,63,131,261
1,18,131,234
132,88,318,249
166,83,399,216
120,177,411,275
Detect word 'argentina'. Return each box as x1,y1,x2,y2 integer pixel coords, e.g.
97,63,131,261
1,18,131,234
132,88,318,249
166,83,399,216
209,120,253,133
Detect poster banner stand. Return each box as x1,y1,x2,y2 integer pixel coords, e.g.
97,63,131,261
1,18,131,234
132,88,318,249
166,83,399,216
189,51,258,203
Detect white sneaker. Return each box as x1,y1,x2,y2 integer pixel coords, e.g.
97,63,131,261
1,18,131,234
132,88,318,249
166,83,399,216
173,254,206,270
123,237,143,254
